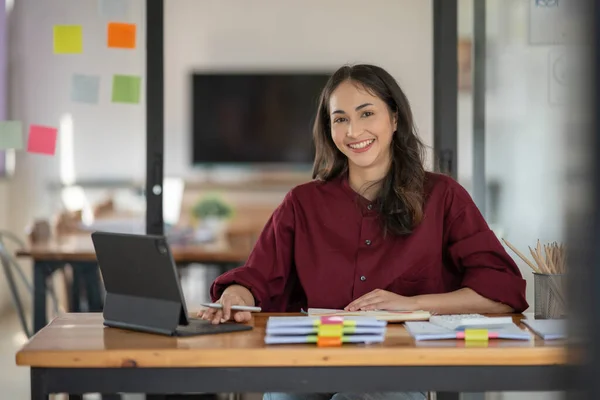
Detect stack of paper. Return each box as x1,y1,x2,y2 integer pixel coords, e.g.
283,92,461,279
265,316,387,345
306,308,431,322
404,321,532,341
521,319,566,340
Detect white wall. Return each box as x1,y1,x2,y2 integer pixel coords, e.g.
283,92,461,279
164,0,433,176
0,0,433,313
0,0,10,314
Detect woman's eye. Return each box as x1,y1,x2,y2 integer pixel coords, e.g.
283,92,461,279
333,117,347,124
362,111,374,118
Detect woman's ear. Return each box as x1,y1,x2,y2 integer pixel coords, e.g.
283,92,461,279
393,112,398,131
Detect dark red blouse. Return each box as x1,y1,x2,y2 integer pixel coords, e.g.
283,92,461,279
210,172,528,313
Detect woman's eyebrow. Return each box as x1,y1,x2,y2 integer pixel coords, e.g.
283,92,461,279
331,103,373,115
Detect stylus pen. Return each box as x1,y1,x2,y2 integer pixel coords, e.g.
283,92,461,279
200,303,262,312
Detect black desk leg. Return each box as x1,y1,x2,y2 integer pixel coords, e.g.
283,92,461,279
71,264,82,312
82,262,103,311
33,263,50,334
30,368,48,400
436,393,460,400
71,262,104,312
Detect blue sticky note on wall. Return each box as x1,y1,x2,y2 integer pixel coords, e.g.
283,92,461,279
99,0,129,19
0,121,24,150
71,74,100,104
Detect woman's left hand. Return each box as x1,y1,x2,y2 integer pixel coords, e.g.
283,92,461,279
345,289,419,312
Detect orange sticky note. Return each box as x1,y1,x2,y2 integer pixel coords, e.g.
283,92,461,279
107,22,136,49
27,125,58,155
317,336,342,347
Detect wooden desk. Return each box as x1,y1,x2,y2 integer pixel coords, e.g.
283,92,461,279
16,233,253,264
16,234,253,334
16,313,569,399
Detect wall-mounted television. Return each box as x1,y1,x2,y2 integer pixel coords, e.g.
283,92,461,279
191,71,331,166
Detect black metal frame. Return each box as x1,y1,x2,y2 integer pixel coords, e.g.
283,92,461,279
432,0,458,178
30,365,570,399
566,2,600,398
145,0,164,236
145,3,462,230
471,0,486,215
589,3,600,397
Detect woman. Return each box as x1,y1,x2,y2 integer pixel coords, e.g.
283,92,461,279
199,64,528,399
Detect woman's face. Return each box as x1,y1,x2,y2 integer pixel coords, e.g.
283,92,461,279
328,80,396,172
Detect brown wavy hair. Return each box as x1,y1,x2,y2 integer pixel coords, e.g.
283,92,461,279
312,64,426,236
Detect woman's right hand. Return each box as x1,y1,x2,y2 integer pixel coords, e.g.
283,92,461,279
198,285,254,324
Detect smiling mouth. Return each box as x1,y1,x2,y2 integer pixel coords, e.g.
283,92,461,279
347,139,375,150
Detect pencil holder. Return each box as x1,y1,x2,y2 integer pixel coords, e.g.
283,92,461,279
533,273,566,319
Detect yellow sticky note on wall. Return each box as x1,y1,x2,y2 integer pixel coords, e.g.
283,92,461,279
54,25,83,54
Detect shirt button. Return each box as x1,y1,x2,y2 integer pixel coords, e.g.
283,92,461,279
365,239,372,246
360,275,366,281
367,204,373,210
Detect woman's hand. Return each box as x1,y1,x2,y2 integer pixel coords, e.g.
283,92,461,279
198,285,255,324
346,288,513,314
344,289,418,312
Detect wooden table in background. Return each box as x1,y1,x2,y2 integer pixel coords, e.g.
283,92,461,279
16,233,254,334
16,313,569,400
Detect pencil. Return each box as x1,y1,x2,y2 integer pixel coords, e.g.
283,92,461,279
502,238,539,273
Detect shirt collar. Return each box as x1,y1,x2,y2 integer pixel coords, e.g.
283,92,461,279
338,170,379,216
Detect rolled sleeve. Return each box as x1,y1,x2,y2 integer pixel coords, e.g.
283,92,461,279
448,229,528,312
446,203,529,313
210,266,272,309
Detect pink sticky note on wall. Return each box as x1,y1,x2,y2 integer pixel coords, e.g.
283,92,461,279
27,125,58,155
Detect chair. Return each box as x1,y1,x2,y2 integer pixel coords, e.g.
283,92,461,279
0,230,60,338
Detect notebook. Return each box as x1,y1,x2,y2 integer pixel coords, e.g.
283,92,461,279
265,316,387,345
306,308,431,322
267,326,386,335
265,334,386,345
404,321,532,341
267,316,386,328
521,319,566,340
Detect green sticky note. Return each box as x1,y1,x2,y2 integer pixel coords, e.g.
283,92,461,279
54,25,83,54
0,121,24,149
112,75,141,104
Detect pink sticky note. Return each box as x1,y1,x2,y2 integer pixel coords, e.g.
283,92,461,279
320,316,344,325
27,125,58,155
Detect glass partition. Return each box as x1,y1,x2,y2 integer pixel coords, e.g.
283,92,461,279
164,0,436,306
3,0,147,233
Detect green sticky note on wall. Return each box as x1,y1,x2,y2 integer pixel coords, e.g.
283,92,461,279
0,121,23,149
54,25,83,54
111,75,141,104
